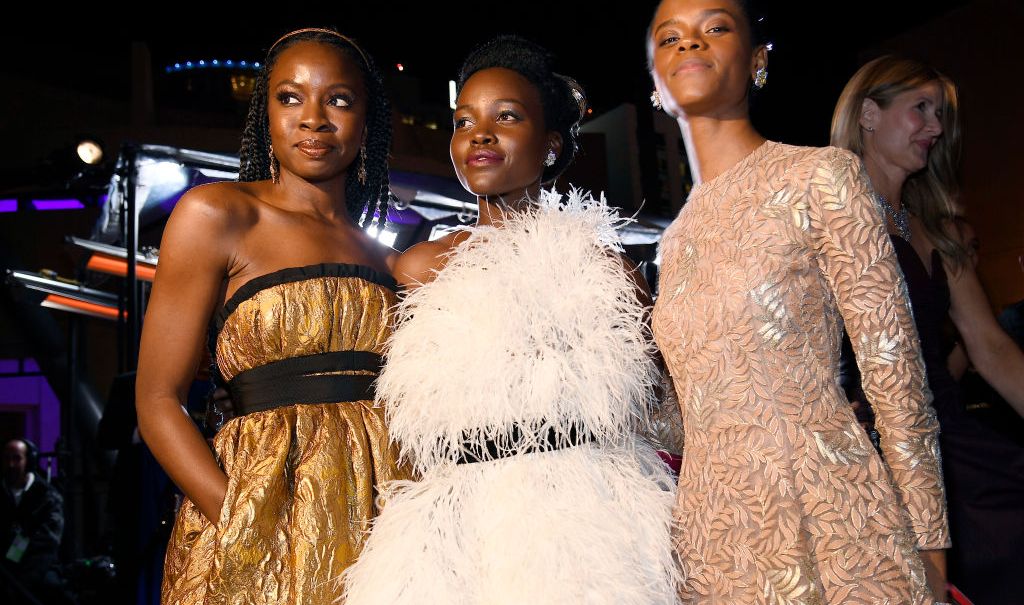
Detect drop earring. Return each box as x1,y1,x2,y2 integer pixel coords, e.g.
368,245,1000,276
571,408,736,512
269,144,280,184
754,67,767,89
544,149,557,167
357,146,368,185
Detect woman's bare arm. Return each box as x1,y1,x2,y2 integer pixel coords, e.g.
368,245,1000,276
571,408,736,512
947,261,1024,418
136,185,241,523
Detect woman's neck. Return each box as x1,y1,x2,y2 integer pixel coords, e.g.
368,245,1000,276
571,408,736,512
861,152,909,210
274,171,352,224
475,182,542,228
679,114,766,187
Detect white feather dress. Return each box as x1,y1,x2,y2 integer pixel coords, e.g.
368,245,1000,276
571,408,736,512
343,190,681,605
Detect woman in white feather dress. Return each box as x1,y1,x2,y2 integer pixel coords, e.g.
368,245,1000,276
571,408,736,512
343,36,681,605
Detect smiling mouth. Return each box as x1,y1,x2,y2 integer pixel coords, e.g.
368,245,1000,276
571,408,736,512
296,141,333,158
467,151,504,167
672,61,711,76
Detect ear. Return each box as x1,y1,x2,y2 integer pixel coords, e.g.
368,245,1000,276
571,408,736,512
751,45,768,78
547,131,564,161
860,98,880,132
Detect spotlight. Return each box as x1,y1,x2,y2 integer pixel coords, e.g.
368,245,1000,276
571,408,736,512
76,140,104,165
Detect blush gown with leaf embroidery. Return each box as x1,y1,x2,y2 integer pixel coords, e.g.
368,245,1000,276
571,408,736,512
652,142,949,605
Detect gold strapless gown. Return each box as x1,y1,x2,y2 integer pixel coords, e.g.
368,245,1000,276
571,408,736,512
161,264,410,605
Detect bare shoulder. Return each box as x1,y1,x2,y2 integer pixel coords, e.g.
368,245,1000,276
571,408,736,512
157,182,269,273
393,231,463,289
168,181,260,230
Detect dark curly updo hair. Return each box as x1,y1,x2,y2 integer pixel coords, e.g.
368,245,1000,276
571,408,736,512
457,35,587,184
238,28,392,226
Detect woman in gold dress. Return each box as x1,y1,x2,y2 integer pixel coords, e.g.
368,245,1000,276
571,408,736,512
136,29,408,604
647,1,950,603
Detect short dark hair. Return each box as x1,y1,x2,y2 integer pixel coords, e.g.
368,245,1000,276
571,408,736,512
457,35,587,183
238,29,392,226
736,0,769,48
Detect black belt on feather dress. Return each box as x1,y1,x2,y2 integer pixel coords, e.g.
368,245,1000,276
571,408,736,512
455,423,595,464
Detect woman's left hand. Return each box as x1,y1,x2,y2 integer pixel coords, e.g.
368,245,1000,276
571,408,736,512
919,548,948,603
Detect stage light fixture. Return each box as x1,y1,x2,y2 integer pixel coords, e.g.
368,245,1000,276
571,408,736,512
77,140,104,165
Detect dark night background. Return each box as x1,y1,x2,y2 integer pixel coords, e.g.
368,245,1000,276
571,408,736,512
0,1,978,146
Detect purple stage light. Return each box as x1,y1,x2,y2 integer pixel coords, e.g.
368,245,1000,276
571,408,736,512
32,199,84,210
0,199,16,212
0,359,60,475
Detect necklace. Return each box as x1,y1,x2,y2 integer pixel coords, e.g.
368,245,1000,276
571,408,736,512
876,194,911,241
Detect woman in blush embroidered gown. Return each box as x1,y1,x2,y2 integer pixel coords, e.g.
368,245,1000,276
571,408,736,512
136,29,409,604
647,1,949,603
342,36,680,605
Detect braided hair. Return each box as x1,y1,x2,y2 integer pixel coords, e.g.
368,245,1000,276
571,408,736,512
457,35,588,183
239,28,392,226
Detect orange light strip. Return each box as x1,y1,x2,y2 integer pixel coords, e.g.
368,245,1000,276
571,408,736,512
86,253,157,281
41,294,125,321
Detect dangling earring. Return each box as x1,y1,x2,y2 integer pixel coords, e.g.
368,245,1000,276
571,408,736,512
754,67,767,89
650,90,663,110
357,145,368,185
543,148,557,167
268,144,280,184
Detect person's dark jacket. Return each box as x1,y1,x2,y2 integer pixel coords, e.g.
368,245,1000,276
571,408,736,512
1,474,64,580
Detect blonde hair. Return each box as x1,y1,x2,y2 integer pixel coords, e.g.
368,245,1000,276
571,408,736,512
831,55,967,271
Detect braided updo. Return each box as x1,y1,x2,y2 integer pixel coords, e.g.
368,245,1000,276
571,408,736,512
457,35,587,183
238,28,392,226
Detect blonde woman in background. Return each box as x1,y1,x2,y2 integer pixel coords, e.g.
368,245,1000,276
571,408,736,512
833,55,1024,604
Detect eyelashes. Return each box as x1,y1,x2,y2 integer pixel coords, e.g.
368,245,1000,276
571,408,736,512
276,92,300,106
274,91,354,108
453,109,524,130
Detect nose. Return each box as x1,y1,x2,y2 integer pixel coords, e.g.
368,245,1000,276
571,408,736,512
300,102,331,132
470,127,495,145
927,114,943,138
676,32,702,52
